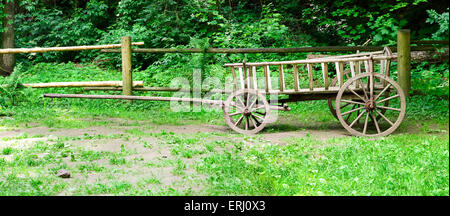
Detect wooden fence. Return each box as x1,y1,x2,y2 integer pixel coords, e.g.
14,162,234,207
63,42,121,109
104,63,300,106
0,29,448,98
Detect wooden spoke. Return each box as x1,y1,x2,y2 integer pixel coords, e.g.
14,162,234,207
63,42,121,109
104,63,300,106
253,113,265,121
248,96,258,110
236,95,245,108
235,115,244,126
253,109,265,114
230,101,244,110
229,111,243,117
348,87,366,102
376,94,399,104
340,102,352,109
356,109,361,124
370,111,381,134
374,83,391,101
362,112,369,135
252,104,266,111
341,99,365,106
249,116,258,128
349,110,366,128
251,114,261,125
246,92,250,107
357,79,369,100
375,110,394,126
341,106,365,116
377,105,401,112
245,116,249,130
345,104,356,122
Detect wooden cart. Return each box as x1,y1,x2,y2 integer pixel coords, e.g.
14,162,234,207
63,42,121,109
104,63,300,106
44,47,405,137
222,47,405,136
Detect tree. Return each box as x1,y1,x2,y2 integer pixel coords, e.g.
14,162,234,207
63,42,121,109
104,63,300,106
0,0,14,77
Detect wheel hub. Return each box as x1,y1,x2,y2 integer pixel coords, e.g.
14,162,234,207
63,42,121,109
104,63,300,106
364,99,376,110
243,109,251,116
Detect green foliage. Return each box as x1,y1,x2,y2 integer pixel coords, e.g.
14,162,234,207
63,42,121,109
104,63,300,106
0,65,30,107
411,62,449,98
14,0,110,63
299,0,430,46
7,0,445,70
426,8,449,39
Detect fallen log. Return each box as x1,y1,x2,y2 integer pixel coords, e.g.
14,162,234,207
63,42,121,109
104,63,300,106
21,81,144,88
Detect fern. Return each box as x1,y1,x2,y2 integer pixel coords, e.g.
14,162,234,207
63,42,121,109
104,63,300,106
0,65,27,107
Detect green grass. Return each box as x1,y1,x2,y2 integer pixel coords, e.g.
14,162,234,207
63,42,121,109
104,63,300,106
197,134,449,196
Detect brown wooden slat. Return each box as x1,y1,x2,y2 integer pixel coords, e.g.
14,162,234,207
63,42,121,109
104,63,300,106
293,64,299,91
321,63,329,90
307,63,314,90
252,66,258,90
278,65,285,92
238,67,245,89
231,67,238,91
335,62,344,87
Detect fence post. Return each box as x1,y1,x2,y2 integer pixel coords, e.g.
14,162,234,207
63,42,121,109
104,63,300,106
121,36,133,101
397,29,411,97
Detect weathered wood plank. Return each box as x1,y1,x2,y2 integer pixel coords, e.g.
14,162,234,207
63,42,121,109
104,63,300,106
335,62,344,87
22,81,144,88
231,67,238,91
321,63,329,90
293,64,299,91
264,65,272,92
238,67,245,89
278,65,285,92
0,42,144,54
307,63,314,90
252,66,258,90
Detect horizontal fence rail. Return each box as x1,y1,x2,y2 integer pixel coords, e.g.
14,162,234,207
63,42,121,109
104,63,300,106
0,42,144,54
99,46,439,54
410,40,449,45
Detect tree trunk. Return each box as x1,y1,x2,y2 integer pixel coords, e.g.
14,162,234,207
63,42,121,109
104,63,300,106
0,0,15,77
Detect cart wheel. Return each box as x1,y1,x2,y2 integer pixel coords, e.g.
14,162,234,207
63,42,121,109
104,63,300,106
328,70,389,122
328,69,351,120
224,89,270,135
335,73,406,137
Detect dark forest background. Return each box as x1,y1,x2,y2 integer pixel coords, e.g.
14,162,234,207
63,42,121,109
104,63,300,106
1,0,448,70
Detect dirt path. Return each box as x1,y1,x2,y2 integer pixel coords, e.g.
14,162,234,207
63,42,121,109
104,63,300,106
0,118,348,144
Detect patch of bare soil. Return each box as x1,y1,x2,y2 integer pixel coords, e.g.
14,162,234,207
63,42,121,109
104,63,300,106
0,126,124,138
